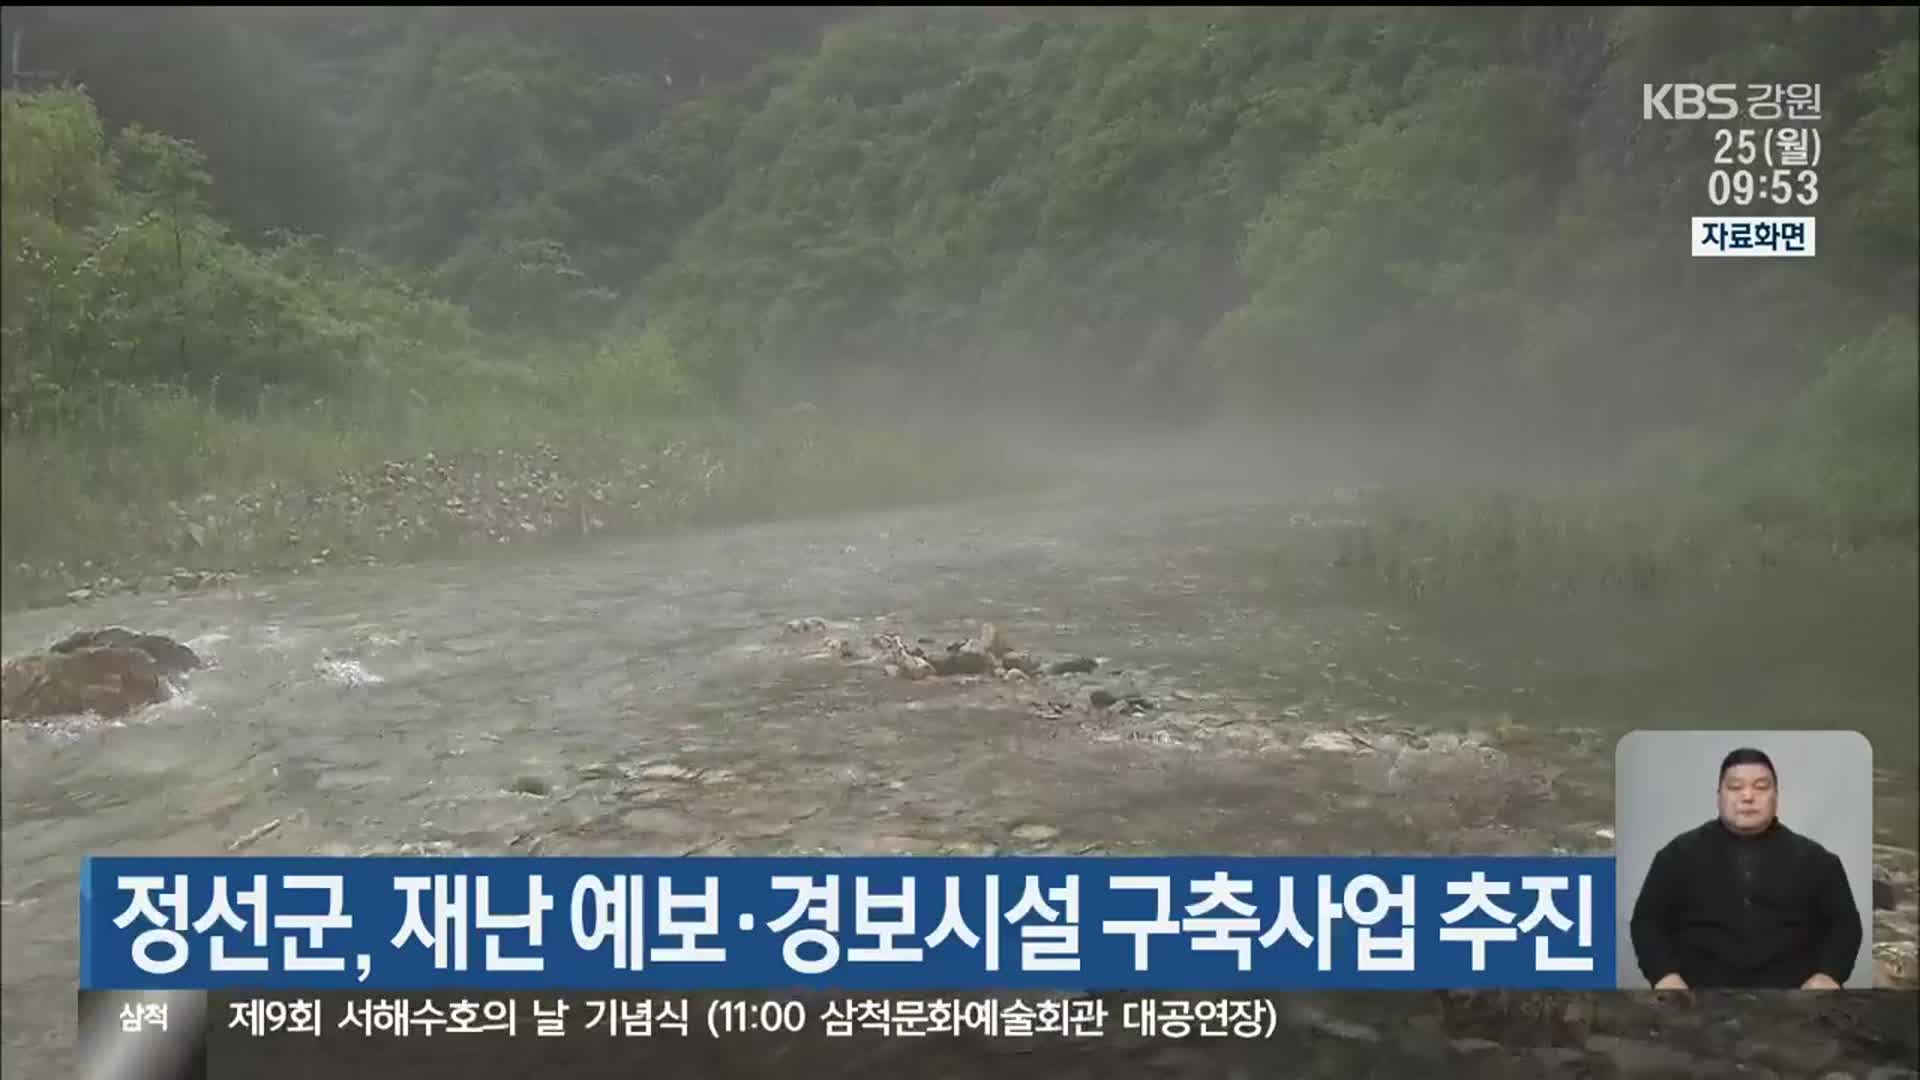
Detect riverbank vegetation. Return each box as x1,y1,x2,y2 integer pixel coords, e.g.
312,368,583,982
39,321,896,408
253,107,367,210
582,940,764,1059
1333,315,1917,607
2,8,1913,610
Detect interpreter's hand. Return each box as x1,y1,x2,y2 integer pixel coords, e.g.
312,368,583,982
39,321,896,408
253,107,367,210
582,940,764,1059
1801,973,1841,990
1652,974,1689,991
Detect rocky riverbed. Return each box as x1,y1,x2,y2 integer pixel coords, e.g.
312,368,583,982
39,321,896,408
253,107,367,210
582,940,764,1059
6,480,1916,1078
4,424,1027,613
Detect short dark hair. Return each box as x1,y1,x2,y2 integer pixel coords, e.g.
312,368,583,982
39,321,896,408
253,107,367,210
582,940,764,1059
1720,747,1776,784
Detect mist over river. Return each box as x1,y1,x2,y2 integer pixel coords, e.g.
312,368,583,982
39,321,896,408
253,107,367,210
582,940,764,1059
5,444,1916,1077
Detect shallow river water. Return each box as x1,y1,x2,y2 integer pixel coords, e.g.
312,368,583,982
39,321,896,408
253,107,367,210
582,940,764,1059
5,459,1917,1077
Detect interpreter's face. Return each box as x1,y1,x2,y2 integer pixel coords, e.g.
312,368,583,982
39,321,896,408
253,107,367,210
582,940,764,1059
1718,764,1778,834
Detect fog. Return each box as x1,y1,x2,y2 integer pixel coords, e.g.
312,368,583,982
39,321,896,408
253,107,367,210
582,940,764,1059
3,7,1917,1077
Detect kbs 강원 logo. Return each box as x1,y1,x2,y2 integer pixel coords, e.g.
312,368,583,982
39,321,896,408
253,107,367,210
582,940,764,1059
1643,83,1739,121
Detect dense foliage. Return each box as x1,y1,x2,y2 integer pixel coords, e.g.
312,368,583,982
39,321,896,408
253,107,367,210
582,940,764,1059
2,7,1914,546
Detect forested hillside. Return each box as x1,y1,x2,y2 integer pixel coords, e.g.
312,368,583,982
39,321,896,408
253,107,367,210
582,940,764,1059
2,7,1914,607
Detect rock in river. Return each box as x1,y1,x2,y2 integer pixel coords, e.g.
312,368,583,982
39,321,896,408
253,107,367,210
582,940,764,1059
931,639,995,677
1,627,203,721
999,651,1043,676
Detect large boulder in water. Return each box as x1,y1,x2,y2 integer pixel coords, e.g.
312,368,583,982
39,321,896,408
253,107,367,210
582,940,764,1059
1,628,203,721
51,627,203,671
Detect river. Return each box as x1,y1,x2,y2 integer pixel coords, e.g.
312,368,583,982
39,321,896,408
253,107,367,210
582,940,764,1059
5,450,1917,1076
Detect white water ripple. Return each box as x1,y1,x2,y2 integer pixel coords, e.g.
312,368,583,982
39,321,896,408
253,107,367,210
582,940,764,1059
314,658,384,687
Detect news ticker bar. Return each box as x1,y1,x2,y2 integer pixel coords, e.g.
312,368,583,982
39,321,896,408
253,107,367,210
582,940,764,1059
79,986,1920,1080
102,988,1275,1044
73,989,1347,1080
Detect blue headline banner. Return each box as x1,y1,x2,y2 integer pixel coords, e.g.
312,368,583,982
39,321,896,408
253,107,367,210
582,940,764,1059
81,856,1616,991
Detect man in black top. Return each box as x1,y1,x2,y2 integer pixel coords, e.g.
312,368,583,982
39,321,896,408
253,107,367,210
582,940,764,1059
1629,747,1863,990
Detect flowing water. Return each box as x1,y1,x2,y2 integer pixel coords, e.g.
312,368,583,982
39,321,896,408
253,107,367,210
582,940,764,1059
5,457,1917,1077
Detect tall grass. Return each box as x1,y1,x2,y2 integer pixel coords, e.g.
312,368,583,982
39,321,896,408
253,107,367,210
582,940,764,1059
1331,486,1916,613
0,377,1040,611
1329,318,1918,608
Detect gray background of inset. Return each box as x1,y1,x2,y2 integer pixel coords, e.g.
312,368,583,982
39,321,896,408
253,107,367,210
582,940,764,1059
1614,729,1875,989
